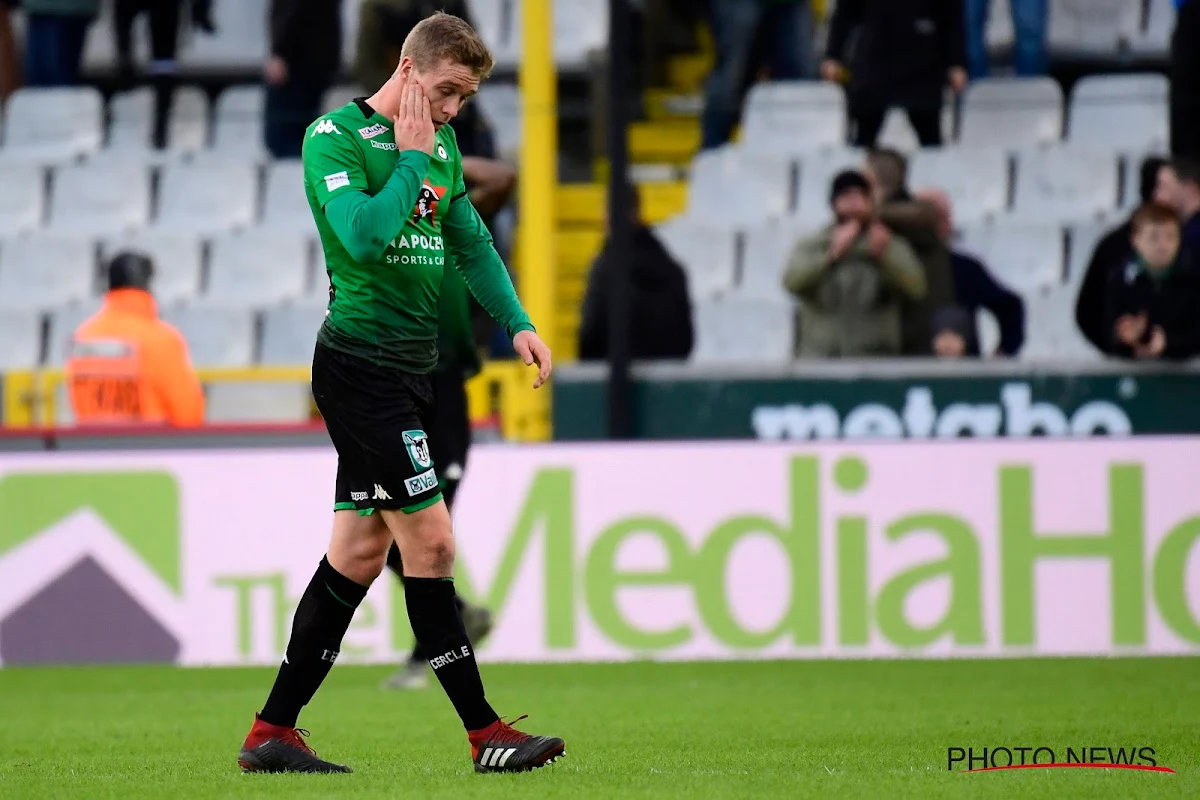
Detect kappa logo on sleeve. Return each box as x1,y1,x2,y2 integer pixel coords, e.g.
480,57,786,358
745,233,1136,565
358,123,389,139
324,171,350,192
311,119,341,136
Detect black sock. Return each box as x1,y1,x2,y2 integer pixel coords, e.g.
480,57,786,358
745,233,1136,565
404,576,498,731
259,557,369,728
408,593,467,664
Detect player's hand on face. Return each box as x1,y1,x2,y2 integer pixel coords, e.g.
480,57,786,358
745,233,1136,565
394,73,435,155
513,330,553,389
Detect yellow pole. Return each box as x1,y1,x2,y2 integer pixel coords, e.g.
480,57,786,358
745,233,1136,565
517,0,556,440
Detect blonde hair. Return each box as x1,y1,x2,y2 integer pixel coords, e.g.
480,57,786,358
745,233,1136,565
401,12,494,78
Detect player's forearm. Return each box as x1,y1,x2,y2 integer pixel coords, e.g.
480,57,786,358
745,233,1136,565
456,248,534,339
324,151,431,262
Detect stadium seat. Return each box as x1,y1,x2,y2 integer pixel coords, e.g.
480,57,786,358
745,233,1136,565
261,160,313,233
161,302,256,367
795,148,867,226
179,0,269,71
959,78,1064,149
1134,0,1175,57
984,0,1015,56
1066,219,1110,289
167,86,212,155
0,235,97,310
553,0,609,70
876,102,956,151
654,217,737,300
741,81,847,155
261,302,329,364
473,0,518,69
107,88,156,155
210,85,267,161
156,162,259,234
1010,147,1119,224
1047,0,1141,58
0,87,104,165
686,146,793,226
1067,74,1170,153
100,232,204,305
207,232,311,307
691,293,795,363
474,83,521,161
1021,285,1098,361
45,300,103,366
0,165,46,235
205,383,314,423
957,222,1064,293
909,148,1009,226
48,164,152,235
739,221,818,299
0,308,43,370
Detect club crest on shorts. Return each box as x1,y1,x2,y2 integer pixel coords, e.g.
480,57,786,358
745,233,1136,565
403,430,433,471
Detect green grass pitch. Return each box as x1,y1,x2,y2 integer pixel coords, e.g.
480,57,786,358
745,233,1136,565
1,658,1197,799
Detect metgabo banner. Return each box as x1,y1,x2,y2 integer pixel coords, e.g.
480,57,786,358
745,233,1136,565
0,439,1198,666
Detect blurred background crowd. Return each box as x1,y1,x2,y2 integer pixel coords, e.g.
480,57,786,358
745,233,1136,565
0,0,1196,434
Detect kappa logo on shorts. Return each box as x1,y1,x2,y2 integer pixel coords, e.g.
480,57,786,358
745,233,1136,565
350,491,368,502
372,484,393,501
402,430,433,471
405,469,438,497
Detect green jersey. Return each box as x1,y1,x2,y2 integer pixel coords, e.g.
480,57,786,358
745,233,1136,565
302,99,532,372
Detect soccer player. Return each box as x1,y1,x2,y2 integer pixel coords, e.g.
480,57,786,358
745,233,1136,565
237,12,564,775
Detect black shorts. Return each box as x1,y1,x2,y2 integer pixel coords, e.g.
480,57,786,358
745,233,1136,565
312,342,443,514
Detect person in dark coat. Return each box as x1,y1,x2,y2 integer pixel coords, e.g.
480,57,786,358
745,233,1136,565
578,183,694,361
1104,203,1200,361
1075,157,1178,354
264,0,343,159
822,0,967,148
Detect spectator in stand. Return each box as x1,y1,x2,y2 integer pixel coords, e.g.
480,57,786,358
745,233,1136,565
265,0,343,159
864,148,956,355
823,0,966,148
0,0,19,100
21,0,100,87
578,182,694,361
1104,203,1200,361
964,0,1048,79
1175,158,1200,252
1075,157,1179,354
66,252,205,428
113,0,215,148
1171,0,1200,161
784,170,926,358
917,188,1025,357
699,0,815,151
355,0,472,91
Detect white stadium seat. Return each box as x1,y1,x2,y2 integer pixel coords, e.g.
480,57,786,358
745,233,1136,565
167,86,212,155
100,232,204,305
161,302,256,367
876,102,957,151
1067,74,1170,153
207,231,310,307
474,83,522,161
107,88,156,154
48,164,152,235
1047,0,1141,58
741,81,847,155
739,221,818,299
692,293,795,363
1010,147,1119,224
0,235,96,310
654,217,738,300
795,148,866,226
1021,285,1098,361
45,300,104,367
1067,220,1110,289
0,308,43,370
0,165,47,235
261,160,313,233
210,85,267,161
261,302,329,364
957,223,1064,293
553,0,609,69
156,162,259,234
960,78,1064,148
0,87,105,165
179,0,269,71
1133,0,1175,57
321,84,365,115
686,146,793,226
909,148,1009,226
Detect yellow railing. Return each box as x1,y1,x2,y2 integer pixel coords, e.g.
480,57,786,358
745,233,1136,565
1,361,549,439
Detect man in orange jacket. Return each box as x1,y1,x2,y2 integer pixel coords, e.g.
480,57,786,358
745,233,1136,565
66,252,206,427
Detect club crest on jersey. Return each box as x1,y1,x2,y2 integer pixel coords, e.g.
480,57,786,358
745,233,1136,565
412,181,448,225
